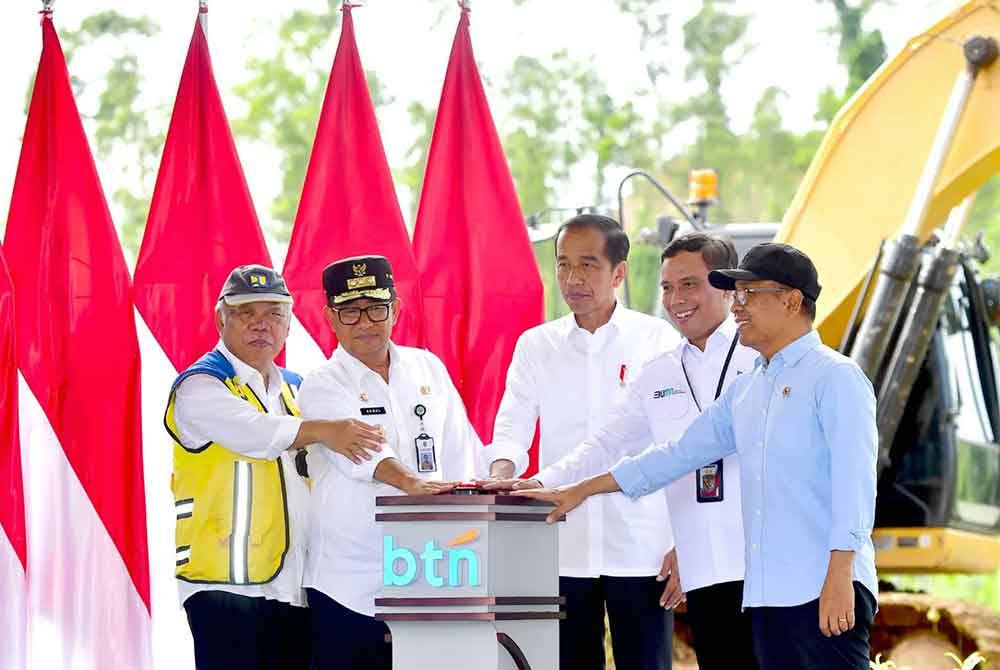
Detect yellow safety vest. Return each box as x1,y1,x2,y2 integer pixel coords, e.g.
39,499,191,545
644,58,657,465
164,350,302,585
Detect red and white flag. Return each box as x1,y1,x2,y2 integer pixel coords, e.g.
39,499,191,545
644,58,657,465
0,245,26,670
134,12,274,372
412,6,544,472
284,3,425,358
133,11,275,668
4,13,151,669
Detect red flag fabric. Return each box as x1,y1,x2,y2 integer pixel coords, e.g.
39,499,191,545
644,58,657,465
412,7,543,468
284,4,424,357
4,13,150,666
0,244,26,670
134,16,273,371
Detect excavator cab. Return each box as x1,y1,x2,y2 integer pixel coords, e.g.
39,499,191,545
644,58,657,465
875,262,1000,565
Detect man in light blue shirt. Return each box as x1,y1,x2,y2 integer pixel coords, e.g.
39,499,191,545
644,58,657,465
517,243,878,669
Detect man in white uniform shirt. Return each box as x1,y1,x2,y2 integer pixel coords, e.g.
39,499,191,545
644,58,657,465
649,233,757,668
482,214,679,670
167,265,386,669
492,233,759,668
297,255,481,670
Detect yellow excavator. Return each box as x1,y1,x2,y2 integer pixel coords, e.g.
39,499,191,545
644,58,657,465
528,1,1000,665
773,1,1000,665
544,1,1000,666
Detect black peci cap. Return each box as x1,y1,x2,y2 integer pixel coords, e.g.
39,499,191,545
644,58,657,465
217,264,293,306
322,255,397,305
708,243,822,301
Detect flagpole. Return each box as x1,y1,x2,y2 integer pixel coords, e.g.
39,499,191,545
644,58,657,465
199,0,207,33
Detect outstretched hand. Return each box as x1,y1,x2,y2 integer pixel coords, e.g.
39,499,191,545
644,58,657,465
479,478,542,492
511,485,586,524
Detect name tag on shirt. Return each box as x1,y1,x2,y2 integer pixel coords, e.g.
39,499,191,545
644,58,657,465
697,460,724,503
360,406,387,416
415,433,437,473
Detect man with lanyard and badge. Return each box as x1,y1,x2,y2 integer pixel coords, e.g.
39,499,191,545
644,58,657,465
297,255,482,670
482,214,679,670
517,243,879,670
166,265,386,669
492,232,758,668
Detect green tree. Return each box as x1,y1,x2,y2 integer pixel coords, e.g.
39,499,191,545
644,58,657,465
667,0,749,220
59,11,164,255
396,101,437,223
498,51,655,216
815,0,887,124
233,2,393,240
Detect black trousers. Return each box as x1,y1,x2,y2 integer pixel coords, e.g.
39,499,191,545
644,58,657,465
183,590,310,670
750,582,876,669
685,580,758,670
307,588,391,670
559,575,673,670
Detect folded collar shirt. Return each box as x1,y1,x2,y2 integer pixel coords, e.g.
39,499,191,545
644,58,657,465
298,342,481,616
171,341,308,606
483,304,680,577
612,330,879,607
667,319,755,591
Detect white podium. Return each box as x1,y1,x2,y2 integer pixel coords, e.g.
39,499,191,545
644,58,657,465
375,494,563,670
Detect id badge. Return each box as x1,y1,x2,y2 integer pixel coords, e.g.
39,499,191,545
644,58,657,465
415,433,437,473
696,459,723,503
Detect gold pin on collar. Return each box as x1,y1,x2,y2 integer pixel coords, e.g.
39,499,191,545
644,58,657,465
782,386,791,398
420,386,431,396
360,392,369,402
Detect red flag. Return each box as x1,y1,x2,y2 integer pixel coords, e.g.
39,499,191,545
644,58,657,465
284,4,424,356
134,14,273,371
4,13,150,667
0,245,26,670
412,7,543,468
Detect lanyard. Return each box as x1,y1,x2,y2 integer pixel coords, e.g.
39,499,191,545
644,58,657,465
680,334,739,413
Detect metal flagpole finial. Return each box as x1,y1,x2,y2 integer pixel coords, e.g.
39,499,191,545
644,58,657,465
41,0,55,14
199,0,207,31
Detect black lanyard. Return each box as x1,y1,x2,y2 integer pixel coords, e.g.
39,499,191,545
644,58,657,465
680,334,739,413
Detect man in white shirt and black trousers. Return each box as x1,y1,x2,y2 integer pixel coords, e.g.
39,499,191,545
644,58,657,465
647,233,758,668
482,214,679,670
297,255,482,670
167,265,387,669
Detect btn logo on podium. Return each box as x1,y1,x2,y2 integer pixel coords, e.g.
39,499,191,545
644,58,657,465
384,529,481,587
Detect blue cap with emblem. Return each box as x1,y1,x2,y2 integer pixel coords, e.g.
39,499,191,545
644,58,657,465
217,264,294,307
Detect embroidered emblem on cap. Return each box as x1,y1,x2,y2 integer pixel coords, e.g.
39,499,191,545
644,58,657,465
248,273,268,287
352,263,367,277
347,275,377,290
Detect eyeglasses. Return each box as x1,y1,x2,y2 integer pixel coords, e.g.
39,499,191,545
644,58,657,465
332,303,391,325
734,287,786,305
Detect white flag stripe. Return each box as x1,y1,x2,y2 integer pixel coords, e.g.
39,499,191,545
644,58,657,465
19,374,152,670
0,528,26,670
136,315,196,670
174,501,194,518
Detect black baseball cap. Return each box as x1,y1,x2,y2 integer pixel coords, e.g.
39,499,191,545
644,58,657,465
322,255,397,305
708,243,822,302
217,264,293,306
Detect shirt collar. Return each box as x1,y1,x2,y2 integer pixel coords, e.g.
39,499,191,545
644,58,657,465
332,340,398,383
680,316,738,357
565,301,626,340
215,340,278,390
768,330,821,369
